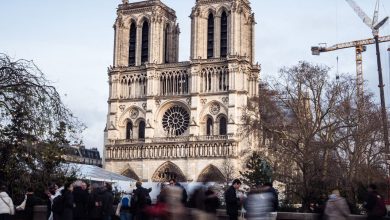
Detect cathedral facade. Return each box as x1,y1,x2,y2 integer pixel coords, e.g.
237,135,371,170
104,0,260,182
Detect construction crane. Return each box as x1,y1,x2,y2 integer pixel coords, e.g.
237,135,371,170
312,1,390,186
311,35,390,99
345,0,390,164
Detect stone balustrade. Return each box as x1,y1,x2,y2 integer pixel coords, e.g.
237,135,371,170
105,140,237,160
108,135,234,145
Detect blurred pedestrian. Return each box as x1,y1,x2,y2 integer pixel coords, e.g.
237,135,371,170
224,179,242,220
102,183,114,220
364,184,387,220
88,183,103,220
263,182,278,212
204,185,220,220
169,179,188,206
60,181,75,220
324,189,350,220
244,184,274,220
0,185,14,220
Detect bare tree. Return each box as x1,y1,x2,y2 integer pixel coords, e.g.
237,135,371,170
260,62,356,209
221,157,235,185
0,53,84,199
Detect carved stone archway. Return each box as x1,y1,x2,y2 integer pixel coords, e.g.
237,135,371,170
152,161,187,182
197,164,225,183
121,168,140,181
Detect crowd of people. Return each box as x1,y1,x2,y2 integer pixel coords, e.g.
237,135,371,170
0,179,387,220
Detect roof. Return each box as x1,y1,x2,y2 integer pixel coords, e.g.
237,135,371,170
65,163,135,182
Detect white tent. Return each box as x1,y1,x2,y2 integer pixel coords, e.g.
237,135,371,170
64,163,136,186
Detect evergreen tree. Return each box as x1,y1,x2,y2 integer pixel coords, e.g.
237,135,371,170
240,151,273,186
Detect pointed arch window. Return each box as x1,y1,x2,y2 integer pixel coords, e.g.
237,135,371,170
141,20,149,63
126,121,133,140
220,11,228,58
219,116,227,135
207,13,214,59
165,24,170,63
138,120,145,139
129,22,137,66
206,117,213,136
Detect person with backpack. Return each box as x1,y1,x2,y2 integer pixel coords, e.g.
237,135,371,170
364,184,387,220
115,192,133,220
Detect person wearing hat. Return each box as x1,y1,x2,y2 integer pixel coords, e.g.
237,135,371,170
324,189,350,220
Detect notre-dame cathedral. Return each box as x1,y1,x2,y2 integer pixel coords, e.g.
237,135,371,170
104,0,260,182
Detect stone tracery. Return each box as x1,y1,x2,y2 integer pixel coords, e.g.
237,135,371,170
119,73,147,99
200,66,229,93
162,105,190,136
159,69,189,96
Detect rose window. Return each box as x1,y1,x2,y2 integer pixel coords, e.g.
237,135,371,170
162,105,190,136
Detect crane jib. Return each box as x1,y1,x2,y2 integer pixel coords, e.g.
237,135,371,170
316,35,390,53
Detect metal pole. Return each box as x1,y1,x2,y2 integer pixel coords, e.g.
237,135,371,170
374,35,390,175
388,46,390,202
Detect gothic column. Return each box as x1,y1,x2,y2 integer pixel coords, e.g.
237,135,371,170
136,25,142,66
214,15,221,58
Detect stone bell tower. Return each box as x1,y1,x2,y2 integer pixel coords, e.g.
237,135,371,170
190,0,256,64
113,0,180,67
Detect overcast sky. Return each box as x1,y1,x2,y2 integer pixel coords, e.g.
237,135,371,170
1,0,390,153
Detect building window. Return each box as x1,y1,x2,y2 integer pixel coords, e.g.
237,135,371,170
206,117,213,136
126,121,133,139
207,13,214,59
165,24,170,63
129,22,136,66
139,120,145,139
219,116,227,135
220,11,228,58
162,106,190,136
141,20,149,63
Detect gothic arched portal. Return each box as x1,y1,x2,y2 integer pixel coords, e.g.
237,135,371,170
152,161,187,182
197,164,225,183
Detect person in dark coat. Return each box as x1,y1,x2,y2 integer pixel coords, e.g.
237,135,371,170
45,188,54,220
102,183,114,220
18,188,38,220
60,181,74,220
224,179,242,220
87,184,103,220
72,181,89,220
169,179,188,206
204,186,220,215
364,184,386,220
263,182,278,212
133,181,151,220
